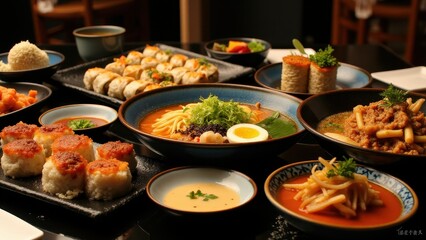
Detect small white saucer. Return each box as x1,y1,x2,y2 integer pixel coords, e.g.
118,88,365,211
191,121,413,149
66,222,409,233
371,66,426,91
0,208,44,240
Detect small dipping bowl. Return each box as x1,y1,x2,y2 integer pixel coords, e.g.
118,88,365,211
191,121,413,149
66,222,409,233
73,25,125,61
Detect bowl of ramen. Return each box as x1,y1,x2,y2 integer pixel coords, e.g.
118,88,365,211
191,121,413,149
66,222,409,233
204,37,271,68
118,83,305,165
39,104,118,136
146,166,257,215
297,86,426,165
264,158,418,239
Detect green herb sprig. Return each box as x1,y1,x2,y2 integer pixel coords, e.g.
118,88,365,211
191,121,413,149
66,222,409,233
326,157,357,179
379,84,408,107
309,45,338,68
68,119,95,130
187,190,218,201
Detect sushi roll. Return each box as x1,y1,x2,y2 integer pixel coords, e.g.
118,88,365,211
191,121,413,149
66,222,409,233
33,123,74,157
183,58,201,71
281,55,311,93
105,56,127,75
156,62,174,74
123,80,151,100
123,64,143,79
85,158,132,201
1,121,38,145
142,44,160,57
169,54,188,67
95,140,136,172
140,56,159,70
42,151,87,199
181,71,208,85
92,71,121,95
83,67,107,90
155,49,172,63
196,60,219,83
126,50,144,65
107,76,134,100
308,45,339,94
51,134,95,162
170,66,190,84
1,139,45,178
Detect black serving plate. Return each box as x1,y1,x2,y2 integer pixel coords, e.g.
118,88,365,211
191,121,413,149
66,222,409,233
50,44,255,107
0,143,164,218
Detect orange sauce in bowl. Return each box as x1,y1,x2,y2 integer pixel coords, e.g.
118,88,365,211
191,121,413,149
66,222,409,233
277,175,402,227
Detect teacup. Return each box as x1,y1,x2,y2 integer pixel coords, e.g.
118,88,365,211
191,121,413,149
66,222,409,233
73,25,125,61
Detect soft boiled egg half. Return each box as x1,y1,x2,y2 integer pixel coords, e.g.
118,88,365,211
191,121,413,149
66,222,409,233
226,123,269,143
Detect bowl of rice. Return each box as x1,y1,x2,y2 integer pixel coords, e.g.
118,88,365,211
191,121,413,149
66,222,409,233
0,41,65,83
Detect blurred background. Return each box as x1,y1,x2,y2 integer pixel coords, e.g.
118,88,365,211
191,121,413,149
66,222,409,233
1,0,425,65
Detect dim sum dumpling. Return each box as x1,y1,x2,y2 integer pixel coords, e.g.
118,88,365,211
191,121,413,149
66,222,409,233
107,76,134,100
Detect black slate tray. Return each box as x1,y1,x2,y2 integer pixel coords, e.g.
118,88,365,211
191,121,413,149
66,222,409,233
50,44,255,107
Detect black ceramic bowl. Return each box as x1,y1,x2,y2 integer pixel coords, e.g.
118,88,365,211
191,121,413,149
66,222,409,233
0,50,64,83
119,83,305,166
204,37,271,68
297,88,426,165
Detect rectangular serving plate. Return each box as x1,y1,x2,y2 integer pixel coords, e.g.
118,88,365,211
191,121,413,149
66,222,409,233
51,44,255,107
371,66,426,91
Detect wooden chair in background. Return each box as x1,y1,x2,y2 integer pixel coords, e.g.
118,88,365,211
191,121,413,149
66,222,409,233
331,0,422,63
30,0,141,44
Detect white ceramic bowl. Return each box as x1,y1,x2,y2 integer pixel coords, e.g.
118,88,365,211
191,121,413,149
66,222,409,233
73,25,125,61
147,166,257,215
39,104,118,135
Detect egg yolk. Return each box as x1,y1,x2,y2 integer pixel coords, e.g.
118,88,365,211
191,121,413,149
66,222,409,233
234,127,260,139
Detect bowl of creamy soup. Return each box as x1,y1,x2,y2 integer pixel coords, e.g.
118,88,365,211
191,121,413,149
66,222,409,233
147,166,257,215
297,87,426,165
118,83,305,165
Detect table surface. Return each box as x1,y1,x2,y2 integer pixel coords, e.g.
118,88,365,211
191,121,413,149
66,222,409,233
0,42,424,240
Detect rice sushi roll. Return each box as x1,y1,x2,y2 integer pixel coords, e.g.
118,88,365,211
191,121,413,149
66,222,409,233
95,140,136,172
1,121,38,145
281,55,311,93
33,123,74,157
1,139,45,178
42,151,87,199
85,158,132,200
308,45,339,94
51,134,95,162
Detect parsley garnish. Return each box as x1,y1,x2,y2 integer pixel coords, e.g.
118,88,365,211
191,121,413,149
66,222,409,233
326,157,356,179
379,84,407,107
187,190,218,201
68,119,95,130
309,45,338,68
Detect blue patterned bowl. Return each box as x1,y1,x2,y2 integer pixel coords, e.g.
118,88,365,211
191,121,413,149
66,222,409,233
264,160,418,239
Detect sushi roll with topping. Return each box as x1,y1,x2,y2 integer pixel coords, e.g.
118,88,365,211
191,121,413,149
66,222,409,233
51,134,95,162
281,55,311,93
142,44,160,57
83,67,107,90
140,57,159,70
95,141,136,172
308,45,339,94
169,54,188,67
42,151,87,199
92,71,121,95
123,64,143,79
1,121,38,145
107,76,134,100
33,123,74,157
85,158,132,200
1,139,45,178
126,51,144,65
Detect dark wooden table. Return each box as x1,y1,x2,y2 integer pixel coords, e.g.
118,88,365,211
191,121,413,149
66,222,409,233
0,42,424,240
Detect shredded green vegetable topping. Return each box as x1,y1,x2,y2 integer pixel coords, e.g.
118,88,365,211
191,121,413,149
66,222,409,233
256,112,297,138
309,45,338,68
326,157,357,179
187,190,218,201
68,119,95,130
186,95,251,129
380,84,407,107
248,40,265,52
